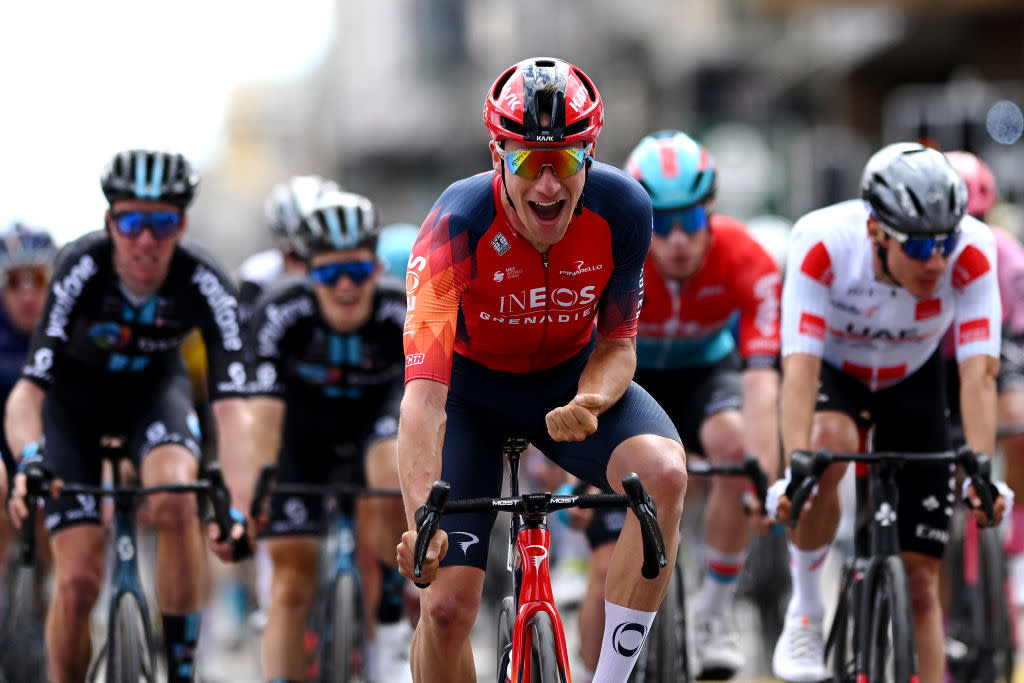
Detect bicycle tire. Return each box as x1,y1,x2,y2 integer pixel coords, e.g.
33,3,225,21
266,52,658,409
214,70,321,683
827,562,858,683
496,595,515,682
0,566,47,683
976,525,1015,683
527,611,564,683
106,592,150,683
865,556,917,683
323,572,366,683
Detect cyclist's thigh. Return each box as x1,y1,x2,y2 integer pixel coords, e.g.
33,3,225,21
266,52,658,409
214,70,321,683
49,522,106,587
636,356,741,457
536,381,681,492
128,372,203,469
873,352,953,560
41,388,106,534
584,505,626,550
261,436,335,539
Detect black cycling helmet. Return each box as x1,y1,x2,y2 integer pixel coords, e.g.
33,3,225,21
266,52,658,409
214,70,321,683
292,190,379,258
861,142,967,235
100,149,199,209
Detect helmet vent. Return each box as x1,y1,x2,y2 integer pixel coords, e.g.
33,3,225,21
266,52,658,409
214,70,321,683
499,116,527,137
563,118,590,138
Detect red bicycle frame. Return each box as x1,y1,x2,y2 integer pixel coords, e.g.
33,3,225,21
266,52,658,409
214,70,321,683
508,526,572,682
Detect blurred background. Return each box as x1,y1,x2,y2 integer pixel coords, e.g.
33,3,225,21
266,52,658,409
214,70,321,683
2,0,1023,271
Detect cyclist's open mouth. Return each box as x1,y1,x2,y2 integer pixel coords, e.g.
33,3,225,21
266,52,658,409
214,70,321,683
529,200,564,223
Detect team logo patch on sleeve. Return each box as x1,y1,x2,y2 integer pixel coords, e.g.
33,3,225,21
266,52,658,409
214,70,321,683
915,298,942,320
952,245,991,290
799,312,826,340
799,242,833,286
958,318,990,345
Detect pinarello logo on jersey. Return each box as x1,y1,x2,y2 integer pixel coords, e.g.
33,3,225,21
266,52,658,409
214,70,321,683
89,322,132,350
558,260,604,277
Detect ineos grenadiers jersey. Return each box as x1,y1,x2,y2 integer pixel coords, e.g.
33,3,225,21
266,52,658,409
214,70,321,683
247,277,405,402
637,216,781,370
21,231,248,401
404,163,651,384
781,199,1001,390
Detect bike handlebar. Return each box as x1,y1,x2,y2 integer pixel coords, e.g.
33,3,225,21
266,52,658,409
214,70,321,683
786,446,996,528
687,455,769,515
249,463,403,520
412,472,667,587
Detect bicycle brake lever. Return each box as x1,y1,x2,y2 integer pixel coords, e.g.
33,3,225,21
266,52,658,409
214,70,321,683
413,481,450,588
621,473,666,579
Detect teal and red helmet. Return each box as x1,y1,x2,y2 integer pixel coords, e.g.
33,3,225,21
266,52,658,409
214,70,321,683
625,130,717,210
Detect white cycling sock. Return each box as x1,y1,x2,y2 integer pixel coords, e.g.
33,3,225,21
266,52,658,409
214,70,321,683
692,547,747,616
592,601,657,683
787,542,829,618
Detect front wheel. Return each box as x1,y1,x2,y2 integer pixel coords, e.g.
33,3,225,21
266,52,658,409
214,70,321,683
527,612,565,683
323,572,367,682
863,556,917,683
106,592,153,683
496,596,516,682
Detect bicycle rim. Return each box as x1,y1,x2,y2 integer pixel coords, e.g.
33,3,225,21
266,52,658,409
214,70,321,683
827,564,858,683
527,612,565,683
0,567,47,682
867,556,916,683
107,593,151,683
324,573,366,683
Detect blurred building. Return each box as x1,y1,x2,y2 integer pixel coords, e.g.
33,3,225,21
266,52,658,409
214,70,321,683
193,0,1024,270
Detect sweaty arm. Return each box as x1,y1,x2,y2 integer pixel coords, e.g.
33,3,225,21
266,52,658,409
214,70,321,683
397,378,448,528
780,353,821,460
577,332,636,410
959,354,999,456
743,367,781,479
211,397,255,519
4,379,45,461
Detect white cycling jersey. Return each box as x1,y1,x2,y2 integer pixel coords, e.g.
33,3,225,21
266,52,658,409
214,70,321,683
781,199,1001,390
238,248,284,286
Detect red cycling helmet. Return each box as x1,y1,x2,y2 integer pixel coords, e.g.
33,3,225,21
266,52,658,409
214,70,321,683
483,57,604,146
945,150,998,219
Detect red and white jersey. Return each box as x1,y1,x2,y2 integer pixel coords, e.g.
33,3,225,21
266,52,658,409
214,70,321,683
781,199,1001,390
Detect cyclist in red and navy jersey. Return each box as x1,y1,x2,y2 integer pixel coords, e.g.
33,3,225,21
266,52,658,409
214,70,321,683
395,57,686,683
769,143,1007,683
623,130,781,679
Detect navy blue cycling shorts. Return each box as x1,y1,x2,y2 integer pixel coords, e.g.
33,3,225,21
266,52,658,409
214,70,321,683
438,349,680,571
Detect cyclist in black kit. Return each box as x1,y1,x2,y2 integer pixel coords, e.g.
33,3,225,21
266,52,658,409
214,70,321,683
5,149,254,683
247,190,409,683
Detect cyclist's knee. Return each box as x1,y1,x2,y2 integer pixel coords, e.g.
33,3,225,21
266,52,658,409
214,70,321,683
146,491,199,533
420,577,482,639
699,410,744,464
810,412,859,453
271,568,317,610
54,569,103,615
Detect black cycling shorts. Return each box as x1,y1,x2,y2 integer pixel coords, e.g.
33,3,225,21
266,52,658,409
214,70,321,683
42,371,202,534
817,350,954,559
438,347,680,571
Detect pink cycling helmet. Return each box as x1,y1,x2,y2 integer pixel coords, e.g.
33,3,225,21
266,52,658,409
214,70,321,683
483,57,603,146
945,150,998,219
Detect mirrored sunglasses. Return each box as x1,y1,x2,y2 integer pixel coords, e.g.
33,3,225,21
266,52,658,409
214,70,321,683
881,224,959,261
3,267,48,291
497,145,592,180
652,205,709,236
111,211,183,239
309,260,377,287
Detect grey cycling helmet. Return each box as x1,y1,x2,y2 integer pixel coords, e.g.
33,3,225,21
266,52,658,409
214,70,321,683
264,175,341,251
100,149,199,209
292,190,379,258
861,142,967,235
0,222,57,274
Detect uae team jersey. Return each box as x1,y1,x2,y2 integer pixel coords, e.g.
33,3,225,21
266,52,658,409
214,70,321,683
404,162,651,384
637,215,781,370
782,199,1001,390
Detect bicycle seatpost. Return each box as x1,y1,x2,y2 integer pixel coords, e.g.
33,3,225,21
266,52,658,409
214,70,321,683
503,437,529,498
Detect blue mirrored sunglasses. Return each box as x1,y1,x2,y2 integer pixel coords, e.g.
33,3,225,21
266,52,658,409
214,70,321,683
652,205,708,236
881,225,959,261
111,211,182,239
309,260,376,286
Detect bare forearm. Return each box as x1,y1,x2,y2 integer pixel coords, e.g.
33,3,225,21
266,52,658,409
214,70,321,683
780,354,820,463
397,380,448,528
577,336,636,410
212,398,256,516
742,368,781,479
960,357,998,456
5,380,45,460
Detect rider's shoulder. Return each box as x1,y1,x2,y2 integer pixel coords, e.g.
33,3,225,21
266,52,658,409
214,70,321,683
582,161,651,218
790,199,867,247
173,237,237,284
238,248,284,286
51,229,108,275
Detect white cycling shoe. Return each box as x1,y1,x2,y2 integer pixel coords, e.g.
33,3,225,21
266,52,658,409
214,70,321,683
693,611,745,679
772,612,829,683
